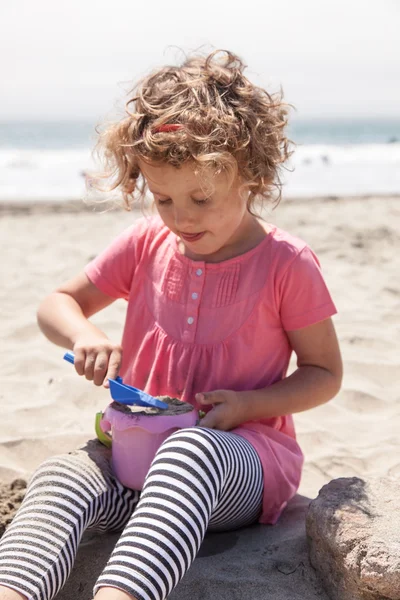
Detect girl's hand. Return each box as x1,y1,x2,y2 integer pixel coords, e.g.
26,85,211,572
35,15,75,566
195,390,246,431
72,337,123,388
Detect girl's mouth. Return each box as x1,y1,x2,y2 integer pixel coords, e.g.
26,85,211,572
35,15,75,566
179,232,206,242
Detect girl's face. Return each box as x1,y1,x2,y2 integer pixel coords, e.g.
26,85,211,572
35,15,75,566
139,161,257,261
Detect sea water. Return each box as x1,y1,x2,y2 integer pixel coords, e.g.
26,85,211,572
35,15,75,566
1,118,400,202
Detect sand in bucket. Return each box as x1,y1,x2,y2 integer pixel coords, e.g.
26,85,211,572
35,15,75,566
111,396,196,416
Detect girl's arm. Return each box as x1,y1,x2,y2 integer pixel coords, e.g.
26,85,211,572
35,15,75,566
239,317,342,420
197,318,342,429
37,272,122,385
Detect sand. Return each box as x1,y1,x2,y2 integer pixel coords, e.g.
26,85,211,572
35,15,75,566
1,195,399,599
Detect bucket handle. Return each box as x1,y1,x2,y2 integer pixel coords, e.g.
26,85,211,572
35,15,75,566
95,412,112,448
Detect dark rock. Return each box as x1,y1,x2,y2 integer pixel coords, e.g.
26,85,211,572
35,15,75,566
306,477,400,600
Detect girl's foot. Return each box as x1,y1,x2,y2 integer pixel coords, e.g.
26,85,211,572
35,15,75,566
0,586,28,600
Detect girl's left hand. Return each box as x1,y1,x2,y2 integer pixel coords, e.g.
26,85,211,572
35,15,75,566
195,390,246,431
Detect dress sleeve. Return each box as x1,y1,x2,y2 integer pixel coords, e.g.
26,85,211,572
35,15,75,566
278,246,337,331
84,218,147,300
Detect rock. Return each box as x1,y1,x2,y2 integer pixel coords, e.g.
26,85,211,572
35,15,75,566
306,477,400,600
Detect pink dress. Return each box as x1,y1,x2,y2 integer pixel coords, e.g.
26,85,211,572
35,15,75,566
85,215,336,524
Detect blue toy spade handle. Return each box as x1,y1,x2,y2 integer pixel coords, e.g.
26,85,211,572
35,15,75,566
64,351,75,365
63,351,168,410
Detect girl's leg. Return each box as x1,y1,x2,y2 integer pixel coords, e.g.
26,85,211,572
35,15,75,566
94,427,263,600
0,440,140,600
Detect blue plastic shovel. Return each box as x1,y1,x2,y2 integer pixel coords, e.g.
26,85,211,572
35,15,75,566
63,351,168,410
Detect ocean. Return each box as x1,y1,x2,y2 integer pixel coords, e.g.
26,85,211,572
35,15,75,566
1,119,400,202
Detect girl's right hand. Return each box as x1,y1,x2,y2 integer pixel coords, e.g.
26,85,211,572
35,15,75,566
72,337,123,387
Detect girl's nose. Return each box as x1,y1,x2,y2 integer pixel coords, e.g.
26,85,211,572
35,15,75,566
173,207,194,230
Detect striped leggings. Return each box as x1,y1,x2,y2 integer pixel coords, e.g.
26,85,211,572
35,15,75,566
0,426,264,600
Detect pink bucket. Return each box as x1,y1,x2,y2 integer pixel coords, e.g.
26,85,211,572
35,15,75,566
99,400,199,490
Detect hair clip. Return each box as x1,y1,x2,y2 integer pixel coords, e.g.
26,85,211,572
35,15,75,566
152,124,184,133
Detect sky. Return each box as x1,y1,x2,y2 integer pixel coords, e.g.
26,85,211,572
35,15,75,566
1,0,399,121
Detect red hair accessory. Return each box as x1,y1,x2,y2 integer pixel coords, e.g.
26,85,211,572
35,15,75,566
152,124,183,133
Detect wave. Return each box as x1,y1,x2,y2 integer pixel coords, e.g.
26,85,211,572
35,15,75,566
1,144,400,201
283,144,400,197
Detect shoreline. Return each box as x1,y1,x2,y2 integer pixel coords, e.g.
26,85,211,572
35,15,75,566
1,193,400,217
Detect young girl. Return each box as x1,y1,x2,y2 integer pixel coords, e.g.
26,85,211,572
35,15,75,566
0,50,342,600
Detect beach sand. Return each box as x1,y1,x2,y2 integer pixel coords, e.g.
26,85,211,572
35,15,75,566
1,195,399,599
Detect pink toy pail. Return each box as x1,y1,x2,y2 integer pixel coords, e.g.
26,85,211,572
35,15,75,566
99,400,199,490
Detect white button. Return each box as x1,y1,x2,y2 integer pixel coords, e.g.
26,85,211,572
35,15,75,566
192,292,198,300
187,317,194,325
196,268,203,276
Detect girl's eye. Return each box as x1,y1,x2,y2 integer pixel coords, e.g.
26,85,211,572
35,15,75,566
156,198,209,206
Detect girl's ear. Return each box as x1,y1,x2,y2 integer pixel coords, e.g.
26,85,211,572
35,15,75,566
238,181,251,207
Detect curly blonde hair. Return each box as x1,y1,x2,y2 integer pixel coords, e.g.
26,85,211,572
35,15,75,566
93,49,294,211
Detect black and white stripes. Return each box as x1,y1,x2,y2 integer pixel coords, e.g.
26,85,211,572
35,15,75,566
0,427,263,600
